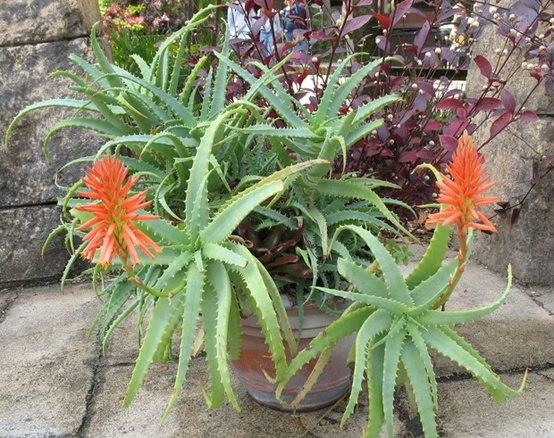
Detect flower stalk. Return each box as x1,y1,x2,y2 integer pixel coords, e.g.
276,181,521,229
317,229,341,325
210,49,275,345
426,132,497,308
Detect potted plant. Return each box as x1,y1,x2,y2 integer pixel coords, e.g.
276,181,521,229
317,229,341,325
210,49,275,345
4,2,534,434
6,6,413,417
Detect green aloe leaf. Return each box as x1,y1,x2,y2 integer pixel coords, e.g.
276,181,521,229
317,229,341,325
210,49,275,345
153,253,193,292
4,99,99,146
309,206,329,256
252,256,297,355
136,219,188,246
382,324,406,437
406,224,452,289
201,180,284,244
241,125,318,139
43,117,129,158
230,244,288,382
102,297,140,353
210,28,230,118
316,180,414,239
410,258,458,310
420,266,512,325
168,35,187,96
352,94,401,124
345,119,385,146
316,287,410,314
421,326,523,402
150,5,216,83
254,206,297,230
276,306,373,399
401,340,438,438
185,110,236,235
406,324,438,408
365,343,385,437
181,55,208,106
335,225,413,304
227,291,242,360
313,53,359,124
202,242,247,268
337,258,388,297
200,68,214,121
202,283,225,408
341,310,391,426
327,57,385,121
60,241,87,291
291,346,334,408
124,293,186,406
162,261,205,419
207,261,240,410
202,160,324,243
90,22,123,89
213,52,304,126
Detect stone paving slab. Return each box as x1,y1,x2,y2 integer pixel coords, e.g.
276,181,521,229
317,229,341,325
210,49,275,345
437,372,554,437
83,361,372,438
0,270,552,437
0,283,99,437
528,286,554,315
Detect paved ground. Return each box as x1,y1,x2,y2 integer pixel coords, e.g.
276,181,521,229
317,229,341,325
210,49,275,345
1,257,553,437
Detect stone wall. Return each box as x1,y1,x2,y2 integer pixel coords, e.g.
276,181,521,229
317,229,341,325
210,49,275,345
465,21,553,286
0,0,101,286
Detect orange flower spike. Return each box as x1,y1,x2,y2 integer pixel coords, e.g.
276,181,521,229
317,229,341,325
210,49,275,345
76,156,160,267
427,131,497,234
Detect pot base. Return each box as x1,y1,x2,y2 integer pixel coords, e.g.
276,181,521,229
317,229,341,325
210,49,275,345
242,381,350,412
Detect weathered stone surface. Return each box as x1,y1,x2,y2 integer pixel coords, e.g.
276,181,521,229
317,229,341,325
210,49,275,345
437,372,554,437
0,38,101,208
470,117,554,286
0,281,551,437
464,10,554,287
0,0,100,47
539,368,554,380
0,283,99,437
102,312,144,366
465,18,553,116
84,360,371,438
0,205,72,285
0,291,18,322
529,285,554,315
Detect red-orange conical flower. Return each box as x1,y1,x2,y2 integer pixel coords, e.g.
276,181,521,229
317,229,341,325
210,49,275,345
76,156,160,266
427,132,497,233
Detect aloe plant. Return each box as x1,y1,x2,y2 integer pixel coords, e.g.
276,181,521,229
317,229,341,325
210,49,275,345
5,5,412,307
209,50,416,304
275,223,526,437
4,5,419,420
91,110,328,418
217,52,413,237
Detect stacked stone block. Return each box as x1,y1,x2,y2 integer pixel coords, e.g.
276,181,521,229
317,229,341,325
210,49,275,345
465,19,553,286
0,0,101,285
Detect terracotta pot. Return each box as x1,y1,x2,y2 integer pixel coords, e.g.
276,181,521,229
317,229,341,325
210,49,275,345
233,303,353,412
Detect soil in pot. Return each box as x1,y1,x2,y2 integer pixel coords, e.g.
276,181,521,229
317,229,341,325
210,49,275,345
232,302,353,412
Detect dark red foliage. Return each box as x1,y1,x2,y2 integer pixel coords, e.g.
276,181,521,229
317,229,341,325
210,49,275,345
177,0,553,213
